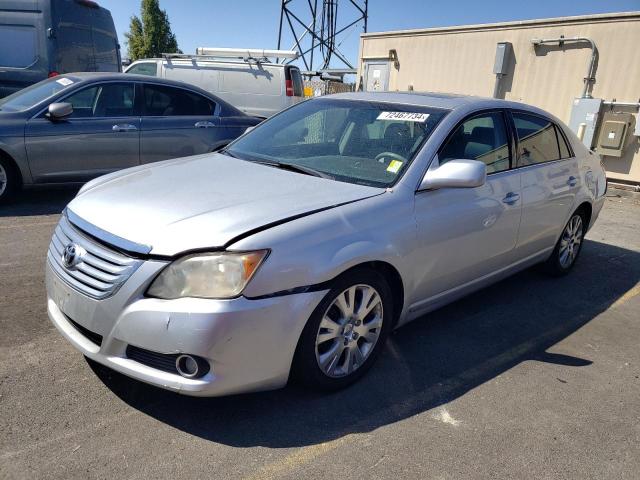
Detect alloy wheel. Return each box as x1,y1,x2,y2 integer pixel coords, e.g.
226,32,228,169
0,163,7,197
315,284,383,378
559,214,584,268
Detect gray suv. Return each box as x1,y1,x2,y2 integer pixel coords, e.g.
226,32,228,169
0,73,261,203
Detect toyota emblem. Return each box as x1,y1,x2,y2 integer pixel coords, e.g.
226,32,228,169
62,243,85,269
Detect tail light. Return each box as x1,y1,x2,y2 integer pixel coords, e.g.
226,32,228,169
285,79,294,97
48,71,59,78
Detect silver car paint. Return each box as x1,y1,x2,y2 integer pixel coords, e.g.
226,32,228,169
46,92,607,396
66,153,385,255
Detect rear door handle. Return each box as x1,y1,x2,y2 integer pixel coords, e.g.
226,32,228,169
195,121,216,128
567,176,578,187
502,192,520,205
112,124,137,132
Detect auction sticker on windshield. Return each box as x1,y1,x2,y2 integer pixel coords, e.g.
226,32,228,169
56,78,74,86
377,111,429,122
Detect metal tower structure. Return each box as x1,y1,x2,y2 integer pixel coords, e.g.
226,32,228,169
277,0,368,71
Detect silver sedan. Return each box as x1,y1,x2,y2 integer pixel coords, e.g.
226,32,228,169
45,92,607,396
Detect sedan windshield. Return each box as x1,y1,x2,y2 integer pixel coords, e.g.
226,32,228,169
225,99,448,187
0,76,80,112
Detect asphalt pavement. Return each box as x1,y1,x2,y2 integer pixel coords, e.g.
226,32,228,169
1,188,639,479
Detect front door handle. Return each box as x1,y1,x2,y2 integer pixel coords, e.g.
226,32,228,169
502,192,520,205
112,124,137,132
195,121,216,128
567,176,578,187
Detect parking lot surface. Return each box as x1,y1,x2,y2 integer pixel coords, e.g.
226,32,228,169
1,188,639,479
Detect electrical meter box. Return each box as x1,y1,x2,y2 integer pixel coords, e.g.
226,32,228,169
568,97,603,148
595,112,632,158
493,42,513,75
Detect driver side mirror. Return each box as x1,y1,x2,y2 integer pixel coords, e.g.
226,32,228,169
419,159,487,190
46,102,73,120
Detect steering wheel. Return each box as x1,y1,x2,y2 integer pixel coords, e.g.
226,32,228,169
374,151,407,165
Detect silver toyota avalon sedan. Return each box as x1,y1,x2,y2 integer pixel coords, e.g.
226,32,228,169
45,92,607,396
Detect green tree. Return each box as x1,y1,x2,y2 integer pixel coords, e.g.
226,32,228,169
125,0,180,61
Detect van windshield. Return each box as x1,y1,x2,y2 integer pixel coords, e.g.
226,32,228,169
225,99,449,188
0,76,79,112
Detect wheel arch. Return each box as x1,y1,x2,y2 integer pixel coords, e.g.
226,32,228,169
0,147,26,197
0,148,24,186
575,201,593,230
331,260,405,327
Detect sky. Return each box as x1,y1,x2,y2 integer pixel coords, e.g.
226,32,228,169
102,0,640,69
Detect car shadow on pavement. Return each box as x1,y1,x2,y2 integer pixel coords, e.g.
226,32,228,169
0,187,78,217
89,238,640,448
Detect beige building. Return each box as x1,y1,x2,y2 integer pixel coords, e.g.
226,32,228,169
357,12,640,186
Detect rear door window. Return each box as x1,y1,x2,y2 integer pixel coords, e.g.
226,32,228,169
143,84,215,116
0,25,37,67
63,83,135,118
512,112,562,166
439,111,511,174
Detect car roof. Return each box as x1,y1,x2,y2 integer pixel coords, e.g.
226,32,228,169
327,91,549,116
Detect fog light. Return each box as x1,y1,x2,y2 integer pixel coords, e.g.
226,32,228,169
175,354,209,379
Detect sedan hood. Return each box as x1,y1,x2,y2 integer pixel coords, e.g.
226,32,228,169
67,153,384,256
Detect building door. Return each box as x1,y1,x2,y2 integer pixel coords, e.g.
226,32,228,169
364,62,389,92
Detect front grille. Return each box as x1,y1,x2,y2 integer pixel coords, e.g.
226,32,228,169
47,214,142,299
126,345,180,375
68,317,103,346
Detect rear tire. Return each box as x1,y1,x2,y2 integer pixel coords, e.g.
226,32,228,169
293,268,394,391
544,210,587,276
0,156,19,205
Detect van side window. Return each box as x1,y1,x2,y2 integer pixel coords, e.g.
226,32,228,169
0,25,37,68
512,112,562,166
127,63,158,76
439,111,510,174
143,84,215,116
64,83,135,118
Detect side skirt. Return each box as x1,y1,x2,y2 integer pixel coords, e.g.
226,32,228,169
399,248,553,326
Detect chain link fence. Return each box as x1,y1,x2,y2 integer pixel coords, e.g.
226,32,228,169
303,80,355,97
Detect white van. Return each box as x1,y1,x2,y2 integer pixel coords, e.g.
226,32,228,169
125,49,305,118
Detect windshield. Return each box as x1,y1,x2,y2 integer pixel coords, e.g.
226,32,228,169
0,76,80,112
226,99,448,187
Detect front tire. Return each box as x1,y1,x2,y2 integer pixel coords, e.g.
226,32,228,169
0,157,19,205
293,268,394,391
544,211,586,276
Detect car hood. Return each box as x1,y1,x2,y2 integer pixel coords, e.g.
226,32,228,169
66,153,384,256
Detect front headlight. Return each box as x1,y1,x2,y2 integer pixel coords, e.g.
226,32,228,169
147,250,269,299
